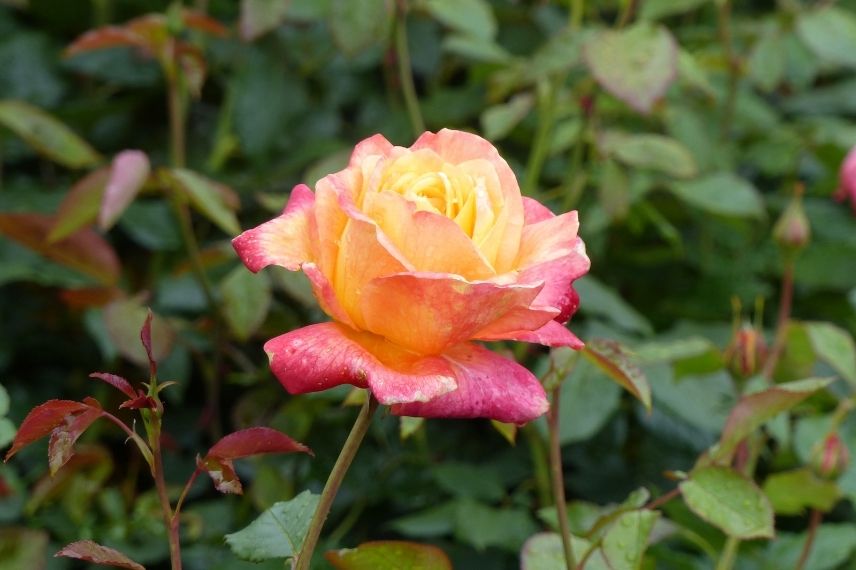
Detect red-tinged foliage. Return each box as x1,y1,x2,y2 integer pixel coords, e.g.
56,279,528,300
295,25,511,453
119,394,158,410
47,167,110,243
181,9,229,37
197,455,243,494
5,400,94,461
59,286,122,309
48,405,103,475
56,540,145,570
207,427,312,460
99,150,150,230
140,309,157,376
0,213,121,285
90,372,137,400
197,427,312,495
64,26,148,57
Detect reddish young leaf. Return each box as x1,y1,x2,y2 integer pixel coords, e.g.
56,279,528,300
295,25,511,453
125,14,169,52
56,540,145,570
198,455,243,495
48,405,103,475
206,427,312,460
583,338,651,411
90,372,137,400
5,400,91,461
99,150,150,230
119,394,158,410
65,26,148,57
182,9,229,37
0,213,120,285
178,45,207,98
140,309,156,376
48,167,110,243
59,286,122,309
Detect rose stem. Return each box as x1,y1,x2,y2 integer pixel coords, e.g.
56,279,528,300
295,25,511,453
395,0,425,137
164,42,225,439
795,509,822,570
294,395,379,570
548,385,575,570
715,536,740,570
522,77,557,197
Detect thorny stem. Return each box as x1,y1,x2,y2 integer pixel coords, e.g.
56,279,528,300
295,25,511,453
761,261,795,380
548,386,576,570
523,78,557,196
395,1,425,137
294,396,379,570
148,408,183,570
716,0,739,140
645,487,681,511
525,425,552,508
795,509,823,570
174,467,202,516
100,411,155,468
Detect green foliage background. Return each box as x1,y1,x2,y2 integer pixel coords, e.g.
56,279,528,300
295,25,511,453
1,0,856,568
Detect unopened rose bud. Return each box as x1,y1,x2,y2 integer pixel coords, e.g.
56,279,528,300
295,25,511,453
835,145,856,214
811,433,850,480
724,323,767,380
773,188,811,254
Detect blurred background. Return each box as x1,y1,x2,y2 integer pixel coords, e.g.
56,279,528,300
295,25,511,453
1,0,856,568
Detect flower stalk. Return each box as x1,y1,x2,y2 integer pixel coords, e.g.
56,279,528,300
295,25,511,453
294,396,379,570
548,385,576,570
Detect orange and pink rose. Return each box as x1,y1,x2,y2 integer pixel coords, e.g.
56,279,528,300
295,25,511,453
233,129,590,424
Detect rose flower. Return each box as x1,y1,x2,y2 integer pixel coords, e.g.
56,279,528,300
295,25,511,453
233,129,590,424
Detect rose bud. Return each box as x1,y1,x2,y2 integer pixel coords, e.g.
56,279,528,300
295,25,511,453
811,433,850,480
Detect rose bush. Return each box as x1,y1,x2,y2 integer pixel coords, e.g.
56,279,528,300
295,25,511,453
233,129,590,424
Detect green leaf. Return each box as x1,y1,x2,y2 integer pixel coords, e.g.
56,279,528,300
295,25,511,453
582,338,651,411
220,265,272,342
679,466,774,539
748,26,786,92
597,159,630,221
433,463,505,502
766,524,856,570
797,6,856,69
762,468,841,515
520,533,609,570
422,0,496,40
325,541,452,570
574,276,653,335
668,173,765,218
442,34,511,64
0,382,10,417
387,501,459,538
329,0,392,57
225,490,320,562
0,100,100,168
547,357,621,445
399,416,424,440
481,94,533,141
239,0,290,40
639,0,708,20
453,501,537,551
583,22,677,114
634,337,716,365
805,322,856,388
715,378,834,462
601,510,660,570
0,528,48,570
600,131,697,179
165,168,241,236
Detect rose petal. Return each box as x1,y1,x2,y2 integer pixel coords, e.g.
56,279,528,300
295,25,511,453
517,244,588,321
364,190,495,279
302,262,357,328
523,196,555,224
412,129,524,272
361,273,542,355
477,319,584,349
517,210,583,267
233,184,315,272
264,323,457,404
391,343,549,424
348,133,395,168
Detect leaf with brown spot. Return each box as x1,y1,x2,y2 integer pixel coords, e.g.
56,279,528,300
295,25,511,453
56,540,145,570
582,338,651,410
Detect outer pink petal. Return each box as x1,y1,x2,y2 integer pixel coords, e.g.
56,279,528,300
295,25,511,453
478,319,584,349
517,245,588,322
517,210,582,268
391,343,549,424
348,133,395,167
364,190,495,279
264,322,456,404
302,263,357,328
361,273,542,355
233,184,315,272
522,196,554,224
